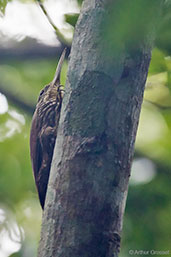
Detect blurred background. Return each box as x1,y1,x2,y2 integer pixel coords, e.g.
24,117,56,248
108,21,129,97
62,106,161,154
0,0,170,256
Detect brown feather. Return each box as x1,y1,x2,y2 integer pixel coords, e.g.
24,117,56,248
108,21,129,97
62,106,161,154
30,49,66,209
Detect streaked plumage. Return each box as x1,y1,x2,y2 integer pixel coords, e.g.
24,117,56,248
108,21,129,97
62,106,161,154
30,48,66,209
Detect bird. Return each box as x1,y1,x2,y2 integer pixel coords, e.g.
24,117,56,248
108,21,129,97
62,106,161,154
30,48,66,209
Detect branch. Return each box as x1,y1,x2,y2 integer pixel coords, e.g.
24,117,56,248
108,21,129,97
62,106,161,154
36,0,71,47
0,43,70,60
0,86,34,115
144,99,171,110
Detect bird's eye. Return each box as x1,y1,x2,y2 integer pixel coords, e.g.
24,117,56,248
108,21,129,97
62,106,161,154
40,89,44,96
38,89,45,101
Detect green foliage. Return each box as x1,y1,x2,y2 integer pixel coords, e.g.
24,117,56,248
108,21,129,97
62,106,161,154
145,48,171,105
0,0,171,256
153,0,171,55
0,56,67,257
64,13,79,27
120,39,171,257
76,0,83,7
121,162,171,256
103,0,162,54
0,58,67,106
1,49,170,256
0,0,9,15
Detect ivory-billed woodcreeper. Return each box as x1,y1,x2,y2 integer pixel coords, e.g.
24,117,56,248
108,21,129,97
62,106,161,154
30,48,66,209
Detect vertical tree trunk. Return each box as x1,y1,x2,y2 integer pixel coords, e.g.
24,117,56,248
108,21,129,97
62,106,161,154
38,0,164,256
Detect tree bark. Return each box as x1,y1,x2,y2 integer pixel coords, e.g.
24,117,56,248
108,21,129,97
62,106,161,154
38,0,164,256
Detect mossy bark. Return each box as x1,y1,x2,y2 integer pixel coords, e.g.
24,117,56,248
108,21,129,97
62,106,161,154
38,0,164,256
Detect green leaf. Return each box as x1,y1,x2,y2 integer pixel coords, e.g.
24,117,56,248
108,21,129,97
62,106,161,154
0,0,8,16
77,0,83,6
64,13,79,27
148,48,167,75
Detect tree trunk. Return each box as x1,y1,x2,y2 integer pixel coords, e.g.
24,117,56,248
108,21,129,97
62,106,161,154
38,0,164,256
